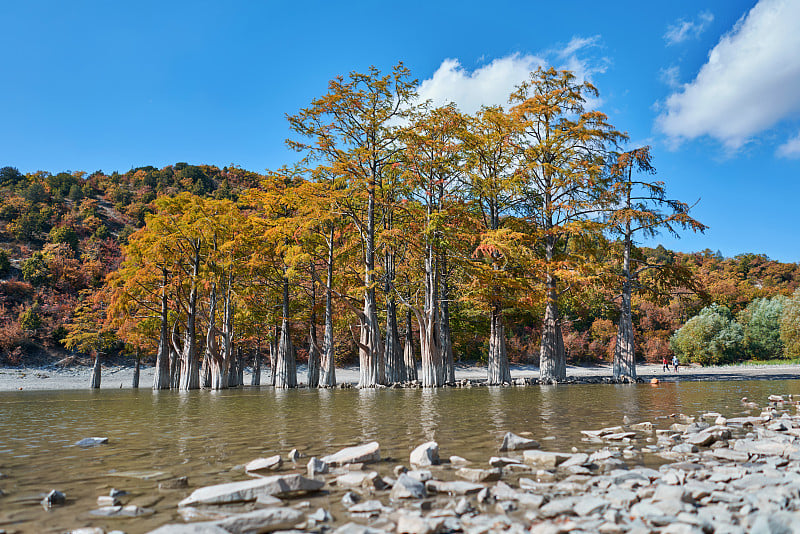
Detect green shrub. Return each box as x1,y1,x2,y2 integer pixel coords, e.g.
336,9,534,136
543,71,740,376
0,249,9,276
739,296,785,359
781,289,800,360
670,304,744,365
20,252,49,285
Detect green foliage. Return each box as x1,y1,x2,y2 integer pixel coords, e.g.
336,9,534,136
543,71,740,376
0,166,24,187
67,184,83,201
48,225,79,254
670,304,744,365
0,249,10,276
739,296,785,359
20,252,50,285
19,304,42,332
24,182,48,204
781,289,800,360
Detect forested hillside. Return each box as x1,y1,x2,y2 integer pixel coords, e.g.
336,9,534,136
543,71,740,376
1,65,798,382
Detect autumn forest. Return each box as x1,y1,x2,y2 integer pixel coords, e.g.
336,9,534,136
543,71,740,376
2,64,799,389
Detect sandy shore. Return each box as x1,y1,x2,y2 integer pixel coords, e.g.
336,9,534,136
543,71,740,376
1,362,799,391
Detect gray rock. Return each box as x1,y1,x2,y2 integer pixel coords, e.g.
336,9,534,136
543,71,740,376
159,477,188,490
449,455,470,465
341,491,361,506
335,471,388,490
455,467,502,483
574,496,609,516
489,456,522,467
97,495,120,506
75,437,108,447
390,473,426,499
405,469,433,482
559,453,589,469
686,432,716,447
321,441,380,466
539,497,578,518
214,507,304,533
604,432,636,441
347,499,389,515
332,522,388,534
179,474,324,506
41,489,66,508
147,524,229,534
409,441,439,467
245,455,282,475
396,513,439,534
307,457,328,477
425,480,483,495
288,448,301,462
308,507,333,523
523,450,571,468
500,432,540,451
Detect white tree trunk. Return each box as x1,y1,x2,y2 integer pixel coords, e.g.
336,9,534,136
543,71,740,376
153,269,171,390
275,278,297,388
487,304,511,385
89,352,101,389
403,309,417,382
251,345,261,386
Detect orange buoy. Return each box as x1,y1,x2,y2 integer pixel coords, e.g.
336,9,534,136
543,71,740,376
650,378,659,385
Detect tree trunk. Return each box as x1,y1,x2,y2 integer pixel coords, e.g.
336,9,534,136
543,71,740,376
223,276,236,387
539,292,566,381
207,283,228,390
439,274,455,384
236,346,244,386
169,335,180,390
418,241,442,387
251,345,261,385
384,298,404,383
403,309,417,381
488,302,511,385
153,269,171,390
132,351,140,389
89,352,101,389
269,325,277,387
179,242,201,390
307,268,320,388
275,277,297,388
614,218,636,379
320,234,336,387
358,179,384,388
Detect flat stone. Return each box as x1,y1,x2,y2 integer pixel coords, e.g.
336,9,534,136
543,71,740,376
686,432,716,447
147,524,229,534
321,442,380,466
489,456,522,467
500,432,540,451
335,471,388,490
559,453,589,469
574,496,609,516
307,457,328,477
405,469,433,482
410,441,440,467
425,480,483,495
97,496,120,506
396,513,438,534
711,448,749,462
332,522,388,534
604,432,636,441
630,422,654,432
449,455,470,466
179,474,323,506
245,455,282,475
390,474,426,499
214,507,304,533
159,477,189,490
523,450,571,468
76,437,108,447
539,497,578,518
41,489,66,508
455,467,502,483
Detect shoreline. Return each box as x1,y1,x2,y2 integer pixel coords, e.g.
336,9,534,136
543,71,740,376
1,362,799,392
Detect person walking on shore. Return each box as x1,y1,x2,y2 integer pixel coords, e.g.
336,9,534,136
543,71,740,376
662,356,669,372
672,356,679,373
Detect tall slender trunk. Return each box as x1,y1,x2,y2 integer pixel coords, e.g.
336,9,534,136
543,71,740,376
418,240,442,387
236,346,244,386
486,200,510,384
132,350,140,388
275,276,297,388
179,242,201,390
403,308,417,381
223,275,236,387
488,301,511,384
169,325,180,390
358,180,384,387
539,232,566,381
251,344,261,386
307,266,320,387
320,229,336,387
89,352,101,389
153,269,171,390
269,323,277,386
207,283,227,390
614,178,636,379
439,272,455,384
384,298,404,383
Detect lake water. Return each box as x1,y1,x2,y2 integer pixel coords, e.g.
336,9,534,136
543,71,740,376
1,379,799,533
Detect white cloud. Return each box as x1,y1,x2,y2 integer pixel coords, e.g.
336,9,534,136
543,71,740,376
777,131,800,158
417,36,606,114
656,0,800,151
659,65,680,89
664,10,714,45
417,54,545,114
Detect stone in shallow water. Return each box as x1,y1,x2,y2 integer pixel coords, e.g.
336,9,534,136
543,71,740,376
523,450,571,468
410,441,440,467
335,471,388,490
41,489,66,508
245,455,282,475
390,473,426,499
321,442,380,466
213,507,304,533
307,457,328,477
455,467,502,483
147,524,229,534
75,437,108,447
500,432,540,451
489,456,522,467
179,474,323,506
425,480,483,495
159,476,189,490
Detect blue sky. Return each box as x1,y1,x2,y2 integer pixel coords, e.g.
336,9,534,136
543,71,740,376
2,0,799,261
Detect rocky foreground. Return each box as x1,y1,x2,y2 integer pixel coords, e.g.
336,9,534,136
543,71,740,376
62,394,800,534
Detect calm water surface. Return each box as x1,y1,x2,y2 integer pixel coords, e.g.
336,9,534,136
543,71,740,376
1,379,799,533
